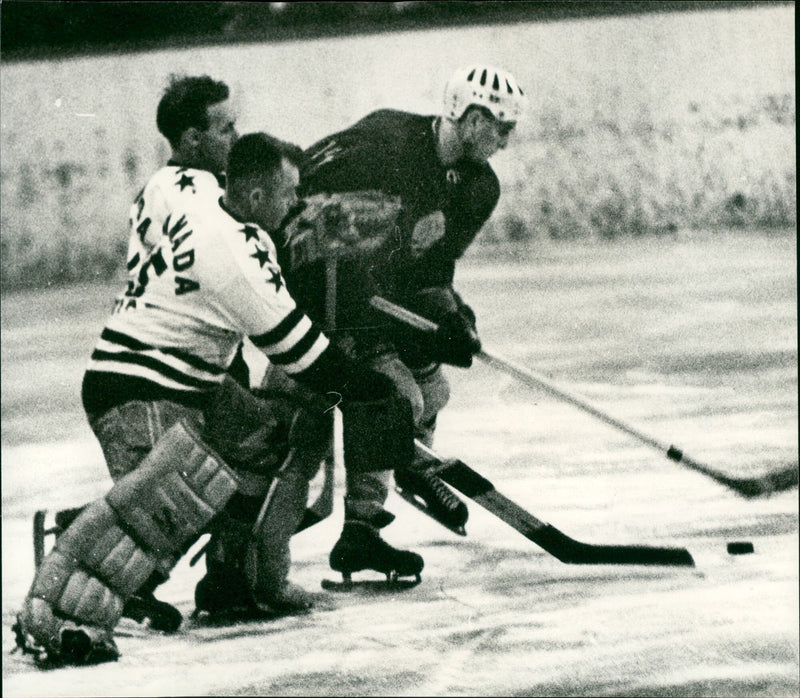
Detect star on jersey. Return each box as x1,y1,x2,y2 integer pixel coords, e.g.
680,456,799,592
239,224,260,242
176,173,195,191
250,244,272,268
267,269,284,291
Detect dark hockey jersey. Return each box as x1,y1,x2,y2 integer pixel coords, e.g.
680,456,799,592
300,109,500,300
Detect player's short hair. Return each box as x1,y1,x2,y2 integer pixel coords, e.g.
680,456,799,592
227,132,304,185
156,74,230,148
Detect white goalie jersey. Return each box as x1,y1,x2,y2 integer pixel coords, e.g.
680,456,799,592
87,165,328,396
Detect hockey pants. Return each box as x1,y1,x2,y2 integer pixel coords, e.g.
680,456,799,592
86,377,328,606
343,353,450,523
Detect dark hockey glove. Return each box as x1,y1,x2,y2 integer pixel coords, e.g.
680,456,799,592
430,311,482,368
396,287,481,368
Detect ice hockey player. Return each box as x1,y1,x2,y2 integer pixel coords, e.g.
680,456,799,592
28,74,247,633
13,131,415,668
27,74,240,635
294,64,526,582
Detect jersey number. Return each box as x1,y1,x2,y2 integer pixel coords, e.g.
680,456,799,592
125,198,200,300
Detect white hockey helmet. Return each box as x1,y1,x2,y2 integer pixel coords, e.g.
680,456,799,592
443,65,525,122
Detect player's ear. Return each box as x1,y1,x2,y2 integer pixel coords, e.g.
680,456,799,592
248,186,264,213
180,126,202,151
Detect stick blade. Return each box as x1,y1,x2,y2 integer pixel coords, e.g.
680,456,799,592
536,525,695,567
724,464,799,498
432,459,695,567
675,452,798,499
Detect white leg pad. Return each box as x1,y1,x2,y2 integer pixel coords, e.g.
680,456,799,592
107,419,239,558
18,419,239,659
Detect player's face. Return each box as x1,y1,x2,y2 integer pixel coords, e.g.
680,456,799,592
253,158,300,232
462,108,515,163
197,100,238,174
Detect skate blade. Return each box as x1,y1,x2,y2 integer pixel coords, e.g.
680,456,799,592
321,576,421,593
395,487,467,536
189,606,280,626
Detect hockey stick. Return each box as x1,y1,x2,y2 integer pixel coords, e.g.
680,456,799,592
414,441,695,566
295,407,339,533
370,296,798,499
33,507,85,569
33,510,49,568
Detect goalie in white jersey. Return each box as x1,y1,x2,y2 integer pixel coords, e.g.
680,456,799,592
14,133,415,668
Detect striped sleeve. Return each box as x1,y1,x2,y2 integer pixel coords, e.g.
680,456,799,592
191,206,331,377
202,259,329,377
248,306,328,375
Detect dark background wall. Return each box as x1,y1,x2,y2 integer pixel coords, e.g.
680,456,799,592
1,1,782,61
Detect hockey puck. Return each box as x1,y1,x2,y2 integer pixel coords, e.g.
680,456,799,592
727,541,754,555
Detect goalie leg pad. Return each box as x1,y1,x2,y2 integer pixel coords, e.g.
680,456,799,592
17,420,239,664
106,419,239,559
17,498,142,665
53,501,158,599
245,444,318,610
28,501,154,629
25,544,128,634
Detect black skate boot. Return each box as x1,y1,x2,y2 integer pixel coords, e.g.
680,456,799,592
327,521,423,589
395,465,469,536
33,507,182,633
193,568,268,621
122,572,182,633
192,511,276,623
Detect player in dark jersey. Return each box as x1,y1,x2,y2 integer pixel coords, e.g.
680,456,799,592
294,65,526,581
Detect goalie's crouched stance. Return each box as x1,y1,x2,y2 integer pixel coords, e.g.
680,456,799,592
14,420,238,667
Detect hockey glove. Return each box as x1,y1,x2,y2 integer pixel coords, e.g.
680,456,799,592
430,311,482,368
400,287,481,368
294,342,402,405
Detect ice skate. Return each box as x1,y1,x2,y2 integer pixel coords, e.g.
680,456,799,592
193,570,271,622
122,590,182,633
395,464,469,535
193,570,312,621
257,580,315,614
327,521,423,589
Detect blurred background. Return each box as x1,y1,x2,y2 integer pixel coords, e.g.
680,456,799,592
1,1,795,289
